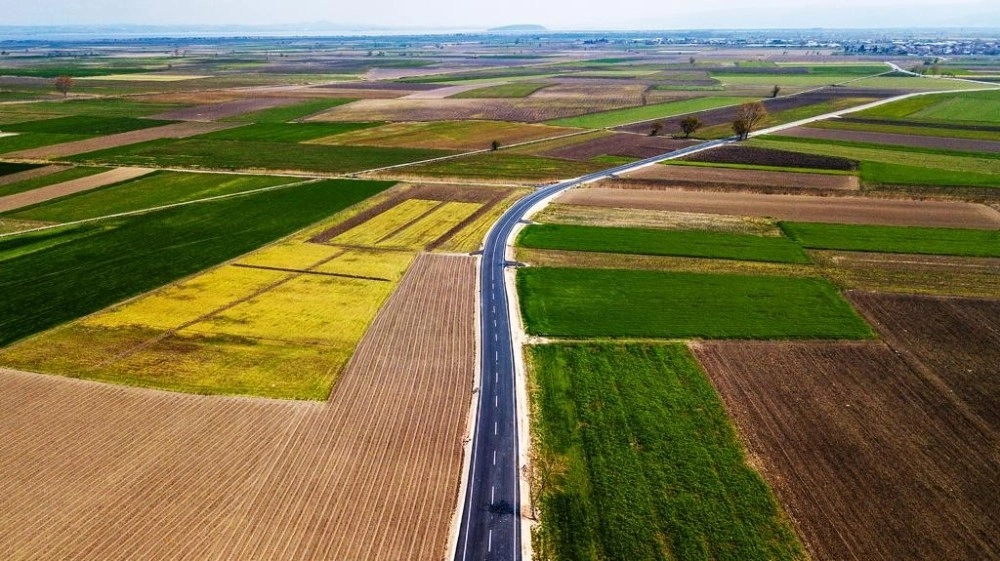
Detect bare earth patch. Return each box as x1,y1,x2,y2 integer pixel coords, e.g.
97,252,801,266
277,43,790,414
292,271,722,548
693,339,1000,561
627,164,860,190
0,252,475,560
559,187,1000,229
307,97,637,123
148,98,302,121
0,167,154,213
781,125,1000,153
540,132,697,161
5,122,241,160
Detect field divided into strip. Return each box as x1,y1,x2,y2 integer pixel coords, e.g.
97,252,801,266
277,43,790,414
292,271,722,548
0,183,496,398
529,343,806,561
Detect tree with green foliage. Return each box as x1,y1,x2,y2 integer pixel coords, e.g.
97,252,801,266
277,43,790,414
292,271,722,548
54,75,73,96
679,116,702,138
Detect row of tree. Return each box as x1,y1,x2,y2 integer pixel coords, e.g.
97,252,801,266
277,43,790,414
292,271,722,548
649,101,768,141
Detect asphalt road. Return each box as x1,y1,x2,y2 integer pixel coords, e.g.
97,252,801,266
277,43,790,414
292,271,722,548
452,140,728,561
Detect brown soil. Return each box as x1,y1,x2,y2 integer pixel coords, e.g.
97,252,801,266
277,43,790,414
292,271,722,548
627,164,860,190
559,187,1000,229
6,122,241,160
148,97,302,121
814,250,1000,298
0,252,475,560
541,133,698,161
307,97,636,123
781,125,1000,153
0,167,154,212
0,164,68,187
848,291,1000,430
692,339,1000,561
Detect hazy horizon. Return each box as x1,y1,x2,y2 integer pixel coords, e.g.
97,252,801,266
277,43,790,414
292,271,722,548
3,0,999,32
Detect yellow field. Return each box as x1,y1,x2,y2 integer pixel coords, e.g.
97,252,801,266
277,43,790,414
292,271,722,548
436,190,530,253
0,185,492,399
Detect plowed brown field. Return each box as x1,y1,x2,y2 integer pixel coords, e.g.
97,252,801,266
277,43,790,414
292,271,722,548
627,164,859,190
559,187,1000,228
782,126,1000,153
0,253,475,561
0,167,154,212
148,97,301,121
307,97,635,123
6,122,240,159
693,340,1000,561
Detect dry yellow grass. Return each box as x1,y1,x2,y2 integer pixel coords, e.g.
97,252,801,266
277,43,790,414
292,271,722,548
534,203,781,235
436,190,529,253
381,201,482,249
332,199,441,246
314,248,414,280
235,240,343,270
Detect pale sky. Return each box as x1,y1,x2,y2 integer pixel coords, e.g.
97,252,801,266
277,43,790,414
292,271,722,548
2,0,998,29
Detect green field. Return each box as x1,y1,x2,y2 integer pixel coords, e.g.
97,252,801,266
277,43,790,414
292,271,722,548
0,66,159,78
226,98,357,122
0,163,40,176
67,138,450,173
547,97,753,128
808,118,1000,141
0,166,106,198
710,74,873,87
529,343,806,561
404,152,603,181
909,90,1000,123
0,98,183,118
0,132,84,154
781,222,1000,257
3,115,172,135
518,267,873,339
451,82,549,98
0,178,392,347
6,171,295,223
518,224,810,263
195,122,380,143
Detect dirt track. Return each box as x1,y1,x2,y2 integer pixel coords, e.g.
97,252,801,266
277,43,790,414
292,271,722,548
559,187,1000,229
0,253,475,560
780,125,1000,153
627,164,859,190
693,340,1000,561
0,167,154,212
5,122,240,159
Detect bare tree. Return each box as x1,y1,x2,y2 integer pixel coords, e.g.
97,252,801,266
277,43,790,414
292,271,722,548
679,116,702,138
771,84,781,98
54,75,73,96
732,101,768,140
491,139,501,151
649,122,663,137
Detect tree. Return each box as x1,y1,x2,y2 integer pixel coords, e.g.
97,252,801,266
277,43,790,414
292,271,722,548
732,101,767,140
771,84,781,98
491,139,501,151
679,116,702,138
649,122,663,137
689,56,696,65
54,75,73,96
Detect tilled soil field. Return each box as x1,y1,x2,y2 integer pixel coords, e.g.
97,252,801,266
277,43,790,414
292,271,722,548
0,252,475,561
560,186,1000,229
848,291,1000,429
540,132,697,160
5,121,240,159
0,167,154,212
679,145,858,171
781,125,1000,153
626,163,859,190
692,340,1000,561
307,97,638,123
148,97,302,121
813,250,1000,298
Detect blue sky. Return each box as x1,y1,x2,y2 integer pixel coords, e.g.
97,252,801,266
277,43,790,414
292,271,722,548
3,0,998,29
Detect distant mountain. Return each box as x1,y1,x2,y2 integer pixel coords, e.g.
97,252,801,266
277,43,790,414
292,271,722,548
487,24,547,34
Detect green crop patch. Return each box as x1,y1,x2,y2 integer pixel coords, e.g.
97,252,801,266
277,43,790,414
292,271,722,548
6,171,294,223
518,224,810,263
781,222,1000,257
518,267,873,339
0,133,86,154
227,98,357,122
0,178,392,347
547,97,753,128
195,122,380,143
0,166,106,199
68,138,451,173
1,98,184,118
529,343,807,561
3,115,173,136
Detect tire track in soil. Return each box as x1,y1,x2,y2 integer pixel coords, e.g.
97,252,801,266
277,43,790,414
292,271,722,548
0,253,475,561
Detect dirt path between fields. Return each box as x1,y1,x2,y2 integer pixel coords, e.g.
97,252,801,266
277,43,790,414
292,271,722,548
0,167,154,213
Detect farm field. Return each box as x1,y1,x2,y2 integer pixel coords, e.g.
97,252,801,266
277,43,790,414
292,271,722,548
147,97,305,121
517,267,872,339
0,183,487,398
307,97,649,123
67,138,451,173
537,132,696,161
516,247,813,278
781,221,1000,257
632,163,860,190
0,254,475,560
808,117,1000,140
777,125,1000,153
533,203,780,235
0,178,390,350
813,251,1000,298
518,223,809,263
400,151,604,182
0,166,104,198
311,119,578,150
559,186,1000,228
529,343,805,561
225,97,357,122
546,96,752,128
5,121,240,159
4,172,295,223
450,82,550,98
196,121,381,143
693,339,1000,561
678,144,857,171
854,89,1000,122
0,167,154,213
